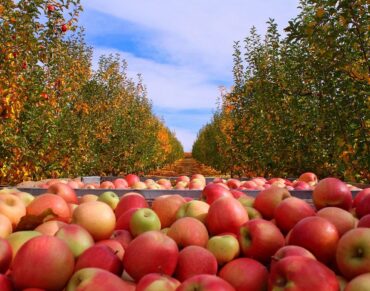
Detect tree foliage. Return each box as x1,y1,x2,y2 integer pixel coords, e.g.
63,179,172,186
193,0,369,182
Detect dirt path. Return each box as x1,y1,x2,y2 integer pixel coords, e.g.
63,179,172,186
147,153,223,177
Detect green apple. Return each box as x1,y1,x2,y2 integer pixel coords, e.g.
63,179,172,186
6,230,41,260
206,234,240,265
98,191,120,210
345,273,370,291
176,200,210,223
244,206,262,220
129,208,161,237
55,224,94,258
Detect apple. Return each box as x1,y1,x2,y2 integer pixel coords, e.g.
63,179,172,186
167,217,209,248
48,182,78,204
132,181,147,189
0,274,13,291
269,256,339,290
67,180,80,189
177,274,235,291
136,273,180,291
206,196,248,235
96,239,125,260
176,176,190,184
0,213,12,238
0,238,12,273
125,174,140,187
47,4,55,12
270,245,316,270
174,181,188,190
100,181,115,189
298,172,318,185
0,194,26,228
6,230,41,260
230,189,245,199
237,195,255,208
292,180,312,190
206,234,239,265
34,220,67,236
73,201,116,241
176,200,209,223
55,224,95,258
317,207,356,236
175,246,218,282
240,180,258,190
12,236,75,290
74,245,123,276
226,178,241,189
123,231,179,281
244,206,262,220
113,178,128,189
66,268,135,291
345,273,370,291
219,258,268,291
188,178,205,190
26,193,71,223
191,174,206,185
336,228,370,279
358,214,370,227
78,194,98,204
312,177,352,210
201,183,233,204
129,208,161,237
115,192,148,219
13,191,35,206
288,216,339,264
115,208,139,231
157,178,172,189
274,197,315,233
253,186,291,219
356,194,370,218
353,188,370,208
110,229,132,250
61,24,68,32
98,191,120,210
151,195,186,228
238,218,285,263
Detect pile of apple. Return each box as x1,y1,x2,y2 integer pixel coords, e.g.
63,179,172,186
30,172,362,191
1,174,370,290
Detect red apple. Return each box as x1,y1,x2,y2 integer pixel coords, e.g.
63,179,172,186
288,216,339,264
123,231,179,281
230,189,245,199
176,200,209,223
167,217,209,248
312,177,352,210
12,236,75,290
96,239,125,260
358,214,370,228
317,207,356,236
99,181,115,189
115,192,148,219
0,238,12,273
0,274,13,291
206,196,248,235
136,273,180,291
253,186,291,219
274,197,315,233
75,245,123,276
151,195,186,228
336,228,370,279
157,178,172,189
219,258,268,291
292,180,312,190
201,183,233,204
115,207,139,231
176,176,190,184
356,194,370,218
353,188,370,208
177,274,235,291
6,230,41,261
34,220,67,236
110,229,133,250
47,182,78,204
269,256,339,290
175,246,218,282
226,179,241,189
270,245,316,270
298,172,318,185
238,218,285,263
112,178,128,189
125,174,140,187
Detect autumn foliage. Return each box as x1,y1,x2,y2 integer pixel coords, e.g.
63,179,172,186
193,0,369,182
0,0,183,185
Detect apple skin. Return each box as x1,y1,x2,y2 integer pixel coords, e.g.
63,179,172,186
0,193,27,228
47,182,78,204
270,245,316,270
345,273,370,291
238,218,285,263
112,178,128,189
6,230,41,260
34,220,67,236
115,207,139,231
0,213,12,239
167,217,209,248
238,195,255,208
206,234,240,265
0,238,12,273
66,267,135,291
316,207,356,236
336,228,370,279
201,183,233,205
98,191,120,210
136,273,180,291
74,245,123,276
12,235,75,290
125,174,140,187
244,206,262,220
219,258,268,291
151,195,186,228
0,274,13,291
175,246,218,282
253,186,291,220
353,188,370,208
312,177,352,210
78,194,98,204
274,197,315,233
176,200,209,223
356,194,370,218
206,196,248,235
226,178,241,189
358,214,370,227
13,191,35,206
55,224,95,258
176,274,235,291
298,172,318,185
129,208,161,237
73,201,116,241
123,231,179,282
269,256,339,291
288,216,339,264
115,193,148,219
110,229,133,250
99,181,115,189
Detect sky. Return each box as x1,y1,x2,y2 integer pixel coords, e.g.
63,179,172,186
79,1,300,151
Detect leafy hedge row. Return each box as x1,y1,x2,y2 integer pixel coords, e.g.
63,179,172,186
193,0,369,182
0,0,183,185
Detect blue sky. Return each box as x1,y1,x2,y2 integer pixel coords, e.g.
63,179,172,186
79,1,300,151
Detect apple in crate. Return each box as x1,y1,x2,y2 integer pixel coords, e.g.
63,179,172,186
129,208,161,237
177,274,235,291
0,238,12,273
0,194,26,228
0,214,12,239
345,273,370,291
98,191,120,210
48,182,78,203
206,234,240,265
115,192,148,219
176,200,209,223
136,273,180,291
